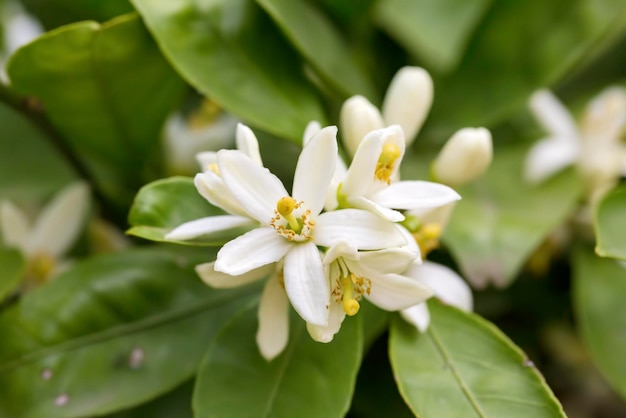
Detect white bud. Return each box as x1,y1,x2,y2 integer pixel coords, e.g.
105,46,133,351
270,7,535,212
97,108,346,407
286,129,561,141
433,128,493,186
340,95,384,157
382,66,433,147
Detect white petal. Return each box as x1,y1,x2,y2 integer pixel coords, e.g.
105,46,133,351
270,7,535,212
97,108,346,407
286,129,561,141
323,240,358,265
315,209,407,250
283,242,329,326
401,303,430,332
346,195,405,222
306,301,346,343
432,128,493,186
195,262,273,288
340,95,385,157
404,261,473,312
257,275,290,360
396,224,422,262
366,273,433,311
0,201,30,252
214,227,291,275
408,202,456,231
524,137,579,183
165,215,254,241
26,182,89,257
382,66,433,146
358,247,418,274
236,123,263,165
218,150,288,223
341,130,383,197
292,126,338,216
529,90,579,139
324,156,348,211
303,121,322,145
370,180,461,210
194,172,248,217
581,86,626,146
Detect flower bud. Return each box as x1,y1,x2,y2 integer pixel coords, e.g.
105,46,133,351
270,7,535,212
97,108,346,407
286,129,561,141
340,95,384,157
432,128,493,186
382,66,433,147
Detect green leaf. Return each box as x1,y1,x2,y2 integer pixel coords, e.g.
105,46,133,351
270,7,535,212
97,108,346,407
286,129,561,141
0,247,25,302
194,307,363,418
255,0,377,99
127,176,250,245
0,102,76,202
594,185,626,260
131,0,326,143
21,0,134,29
426,0,626,133
374,0,491,74
573,245,626,399
7,14,186,209
104,380,194,418
0,248,259,417
442,143,582,288
389,300,566,418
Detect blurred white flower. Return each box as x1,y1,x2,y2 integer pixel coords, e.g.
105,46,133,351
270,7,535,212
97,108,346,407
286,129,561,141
163,100,237,175
340,66,433,156
525,88,626,201
0,182,89,285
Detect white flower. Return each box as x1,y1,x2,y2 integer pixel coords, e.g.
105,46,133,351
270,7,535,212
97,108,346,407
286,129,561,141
400,261,473,332
340,66,433,156
328,125,461,222
0,182,89,285
169,126,407,329
432,127,493,187
525,88,626,201
0,0,43,82
165,123,264,242
307,240,432,343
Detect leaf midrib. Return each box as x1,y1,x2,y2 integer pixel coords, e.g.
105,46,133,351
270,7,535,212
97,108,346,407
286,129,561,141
428,323,488,418
0,288,257,374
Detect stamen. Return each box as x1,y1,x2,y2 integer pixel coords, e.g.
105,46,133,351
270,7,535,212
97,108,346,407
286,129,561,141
375,143,401,184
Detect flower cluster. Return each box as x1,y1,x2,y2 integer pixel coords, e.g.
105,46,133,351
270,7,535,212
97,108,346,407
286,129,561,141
167,66,491,360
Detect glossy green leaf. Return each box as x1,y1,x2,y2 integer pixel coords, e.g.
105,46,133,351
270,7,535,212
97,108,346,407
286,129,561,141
7,14,186,209
105,380,194,418
0,102,76,202
131,0,326,143
442,144,582,288
427,0,626,133
127,176,250,245
194,307,362,418
21,0,134,29
374,0,490,73
389,300,566,418
594,185,626,260
0,248,259,417
255,0,377,99
574,246,626,399
0,247,25,301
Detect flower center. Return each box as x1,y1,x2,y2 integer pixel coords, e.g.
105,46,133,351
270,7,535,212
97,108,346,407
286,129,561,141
375,143,401,184
413,223,442,257
331,259,372,316
270,196,314,241
26,252,56,285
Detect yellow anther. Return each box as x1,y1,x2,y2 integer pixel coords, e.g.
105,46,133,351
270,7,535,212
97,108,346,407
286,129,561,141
342,276,361,316
188,99,221,131
375,142,401,184
421,223,442,240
